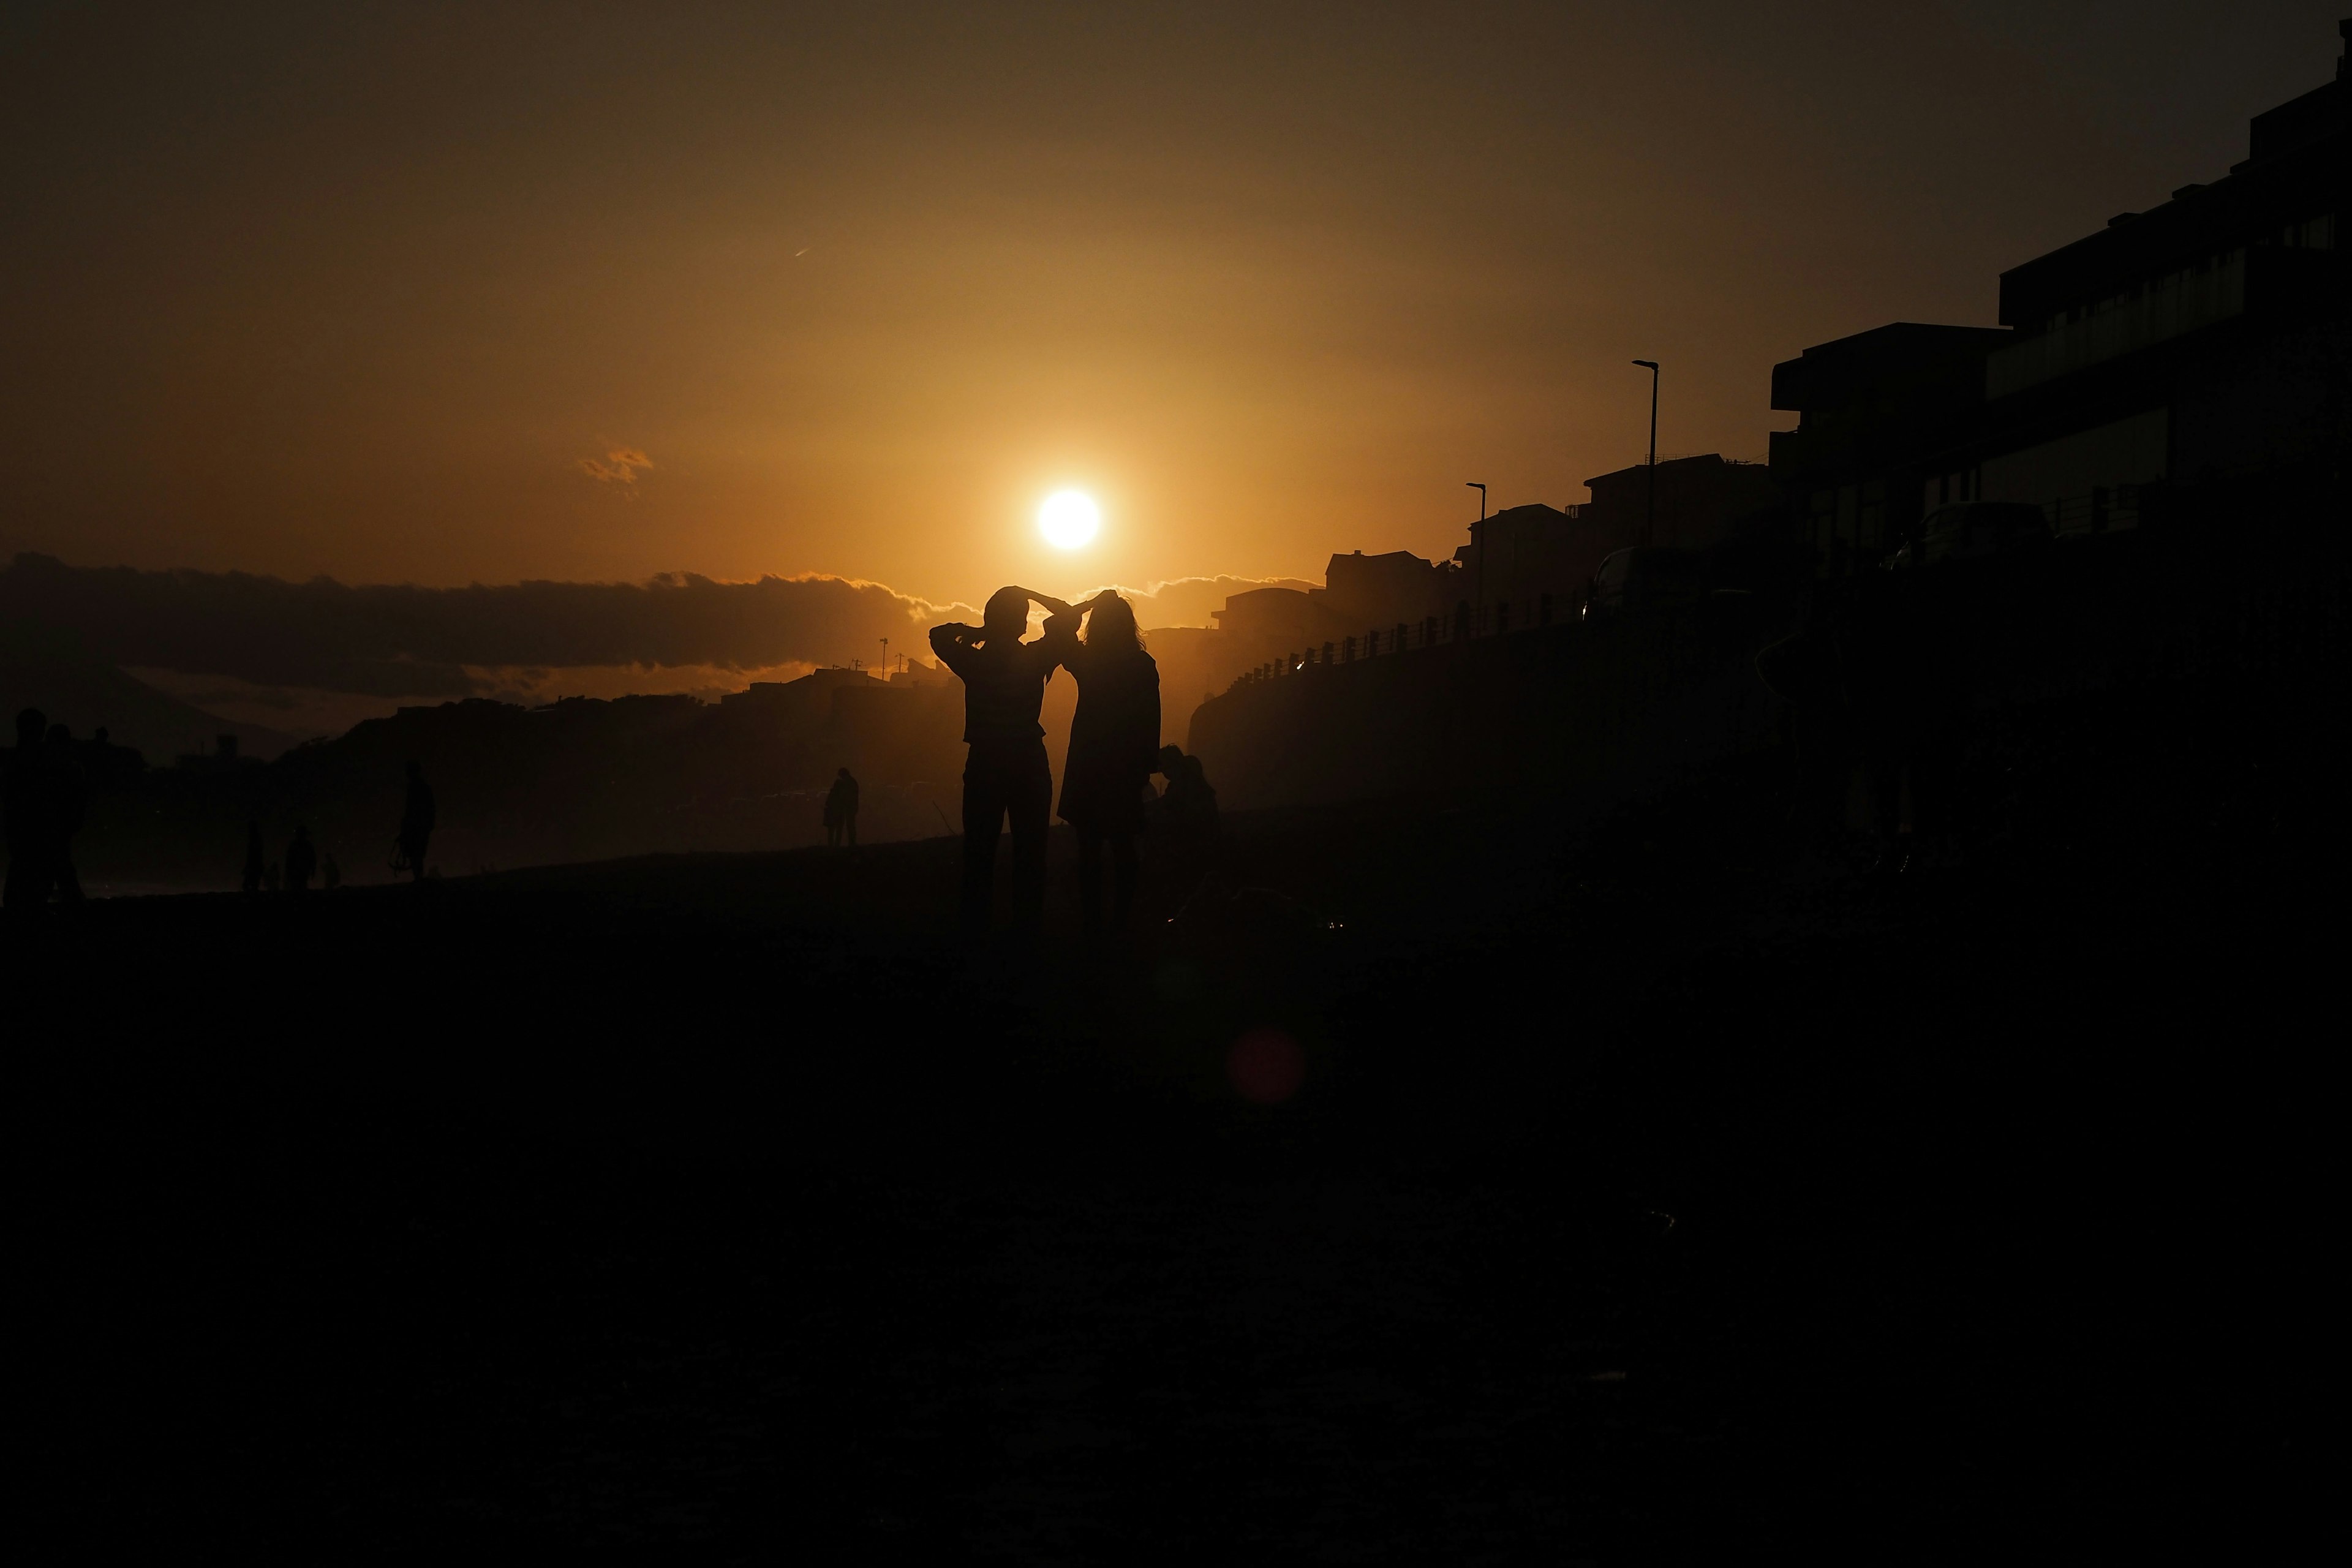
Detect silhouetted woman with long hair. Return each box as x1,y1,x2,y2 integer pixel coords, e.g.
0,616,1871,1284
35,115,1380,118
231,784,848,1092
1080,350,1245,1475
1060,590,1159,933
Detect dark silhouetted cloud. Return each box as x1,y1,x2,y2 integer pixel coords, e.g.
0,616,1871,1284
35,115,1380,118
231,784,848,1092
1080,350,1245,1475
0,552,974,698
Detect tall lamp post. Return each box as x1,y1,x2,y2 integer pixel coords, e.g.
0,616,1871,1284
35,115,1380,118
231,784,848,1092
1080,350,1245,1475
1632,360,1659,547
1466,481,1488,634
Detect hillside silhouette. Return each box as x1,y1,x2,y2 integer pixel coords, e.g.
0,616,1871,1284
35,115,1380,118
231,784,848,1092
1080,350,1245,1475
0,620,294,763
52,668,973,890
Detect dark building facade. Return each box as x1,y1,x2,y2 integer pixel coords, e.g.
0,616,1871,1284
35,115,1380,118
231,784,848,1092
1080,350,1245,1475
1580,454,1781,554
1442,459,1779,628
1773,20,2348,573
1451,503,1591,629
1313,548,1461,630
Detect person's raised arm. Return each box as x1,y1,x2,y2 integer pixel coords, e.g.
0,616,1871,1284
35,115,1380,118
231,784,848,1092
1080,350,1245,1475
1016,589,1081,660
929,620,982,676
1019,588,1076,619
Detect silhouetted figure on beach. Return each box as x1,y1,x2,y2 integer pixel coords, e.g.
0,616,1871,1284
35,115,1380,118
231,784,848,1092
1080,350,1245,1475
930,586,1079,941
1060,590,1159,934
5,707,76,910
824,767,861,847
1152,743,1221,914
1155,744,1220,843
285,824,317,894
397,761,435,882
44,725,86,903
322,851,341,891
243,820,265,895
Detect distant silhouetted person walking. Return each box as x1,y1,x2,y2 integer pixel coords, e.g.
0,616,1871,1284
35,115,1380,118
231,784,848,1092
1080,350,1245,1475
42,725,86,904
285,824,317,894
2,716,89,907
824,767,861,846
1060,591,1159,934
397,761,435,882
5,707,75,910
243,820,265,895
931,586,1079,941
322,851,341,891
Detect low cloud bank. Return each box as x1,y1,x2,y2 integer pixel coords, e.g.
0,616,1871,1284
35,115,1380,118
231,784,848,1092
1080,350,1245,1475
1,553,973,698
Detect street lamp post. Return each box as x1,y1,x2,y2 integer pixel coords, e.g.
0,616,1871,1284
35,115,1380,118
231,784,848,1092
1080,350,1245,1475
1632,361,1659,547
1466,481,1488,634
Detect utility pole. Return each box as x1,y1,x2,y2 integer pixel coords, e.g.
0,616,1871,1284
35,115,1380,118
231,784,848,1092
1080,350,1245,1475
1632,361,1659,547
879,636,889,676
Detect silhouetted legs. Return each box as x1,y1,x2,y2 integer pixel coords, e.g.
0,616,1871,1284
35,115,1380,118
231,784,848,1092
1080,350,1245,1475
1076,827,1138,933
961,739,1050,939
400,832,429,882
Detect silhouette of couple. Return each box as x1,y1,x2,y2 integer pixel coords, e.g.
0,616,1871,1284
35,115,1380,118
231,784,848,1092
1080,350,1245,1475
931,587,1159,941
4,708,88,909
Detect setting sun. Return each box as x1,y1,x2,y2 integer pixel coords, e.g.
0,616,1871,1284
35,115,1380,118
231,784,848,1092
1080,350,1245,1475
1038,489,1101,550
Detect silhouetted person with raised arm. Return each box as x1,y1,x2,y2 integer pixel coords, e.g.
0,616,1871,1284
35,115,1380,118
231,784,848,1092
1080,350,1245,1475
930,586,1079,941
824,766,860,847
1060,590,1159,935
397,761,435,883
42,725,86,904
285,824,317,894
243,820,265,895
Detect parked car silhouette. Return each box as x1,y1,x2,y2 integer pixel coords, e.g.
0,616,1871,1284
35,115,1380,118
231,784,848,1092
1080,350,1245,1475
1581,547,1707,620
1885,501,2052,570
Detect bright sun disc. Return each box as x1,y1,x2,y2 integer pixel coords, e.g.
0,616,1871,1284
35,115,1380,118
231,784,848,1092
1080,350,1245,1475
1038,489,1101,549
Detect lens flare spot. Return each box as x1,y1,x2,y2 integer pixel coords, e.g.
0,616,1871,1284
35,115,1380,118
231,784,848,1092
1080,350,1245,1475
1227,1028,1305,1105
1038,489,1101,549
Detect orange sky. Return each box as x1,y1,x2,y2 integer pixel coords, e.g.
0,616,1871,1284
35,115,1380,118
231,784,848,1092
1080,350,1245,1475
3,3,2339,610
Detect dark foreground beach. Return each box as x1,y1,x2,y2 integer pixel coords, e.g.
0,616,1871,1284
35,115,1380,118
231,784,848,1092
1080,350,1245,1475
14,707,2341,1559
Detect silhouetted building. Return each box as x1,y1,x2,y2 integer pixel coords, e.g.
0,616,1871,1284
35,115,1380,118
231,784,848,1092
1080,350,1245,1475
720,666,883,720
890,658,949,687
1771,325,2018,572
1446,468,1774,622
1312,549,1460,630
1212,586,1350,645
1580,456,1782,556
1775,20,2349,572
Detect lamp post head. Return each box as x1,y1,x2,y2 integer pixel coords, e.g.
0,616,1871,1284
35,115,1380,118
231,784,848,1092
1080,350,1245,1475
1632,359,1658,371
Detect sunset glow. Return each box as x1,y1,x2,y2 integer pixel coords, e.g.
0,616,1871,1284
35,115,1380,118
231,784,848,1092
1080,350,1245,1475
1038,491,1101,551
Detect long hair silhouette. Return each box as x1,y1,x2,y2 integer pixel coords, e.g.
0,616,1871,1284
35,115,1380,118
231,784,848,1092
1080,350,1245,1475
1081,592,1144,654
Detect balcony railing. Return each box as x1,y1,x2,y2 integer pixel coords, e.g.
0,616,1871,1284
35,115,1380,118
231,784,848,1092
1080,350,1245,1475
1987,249,2245,400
